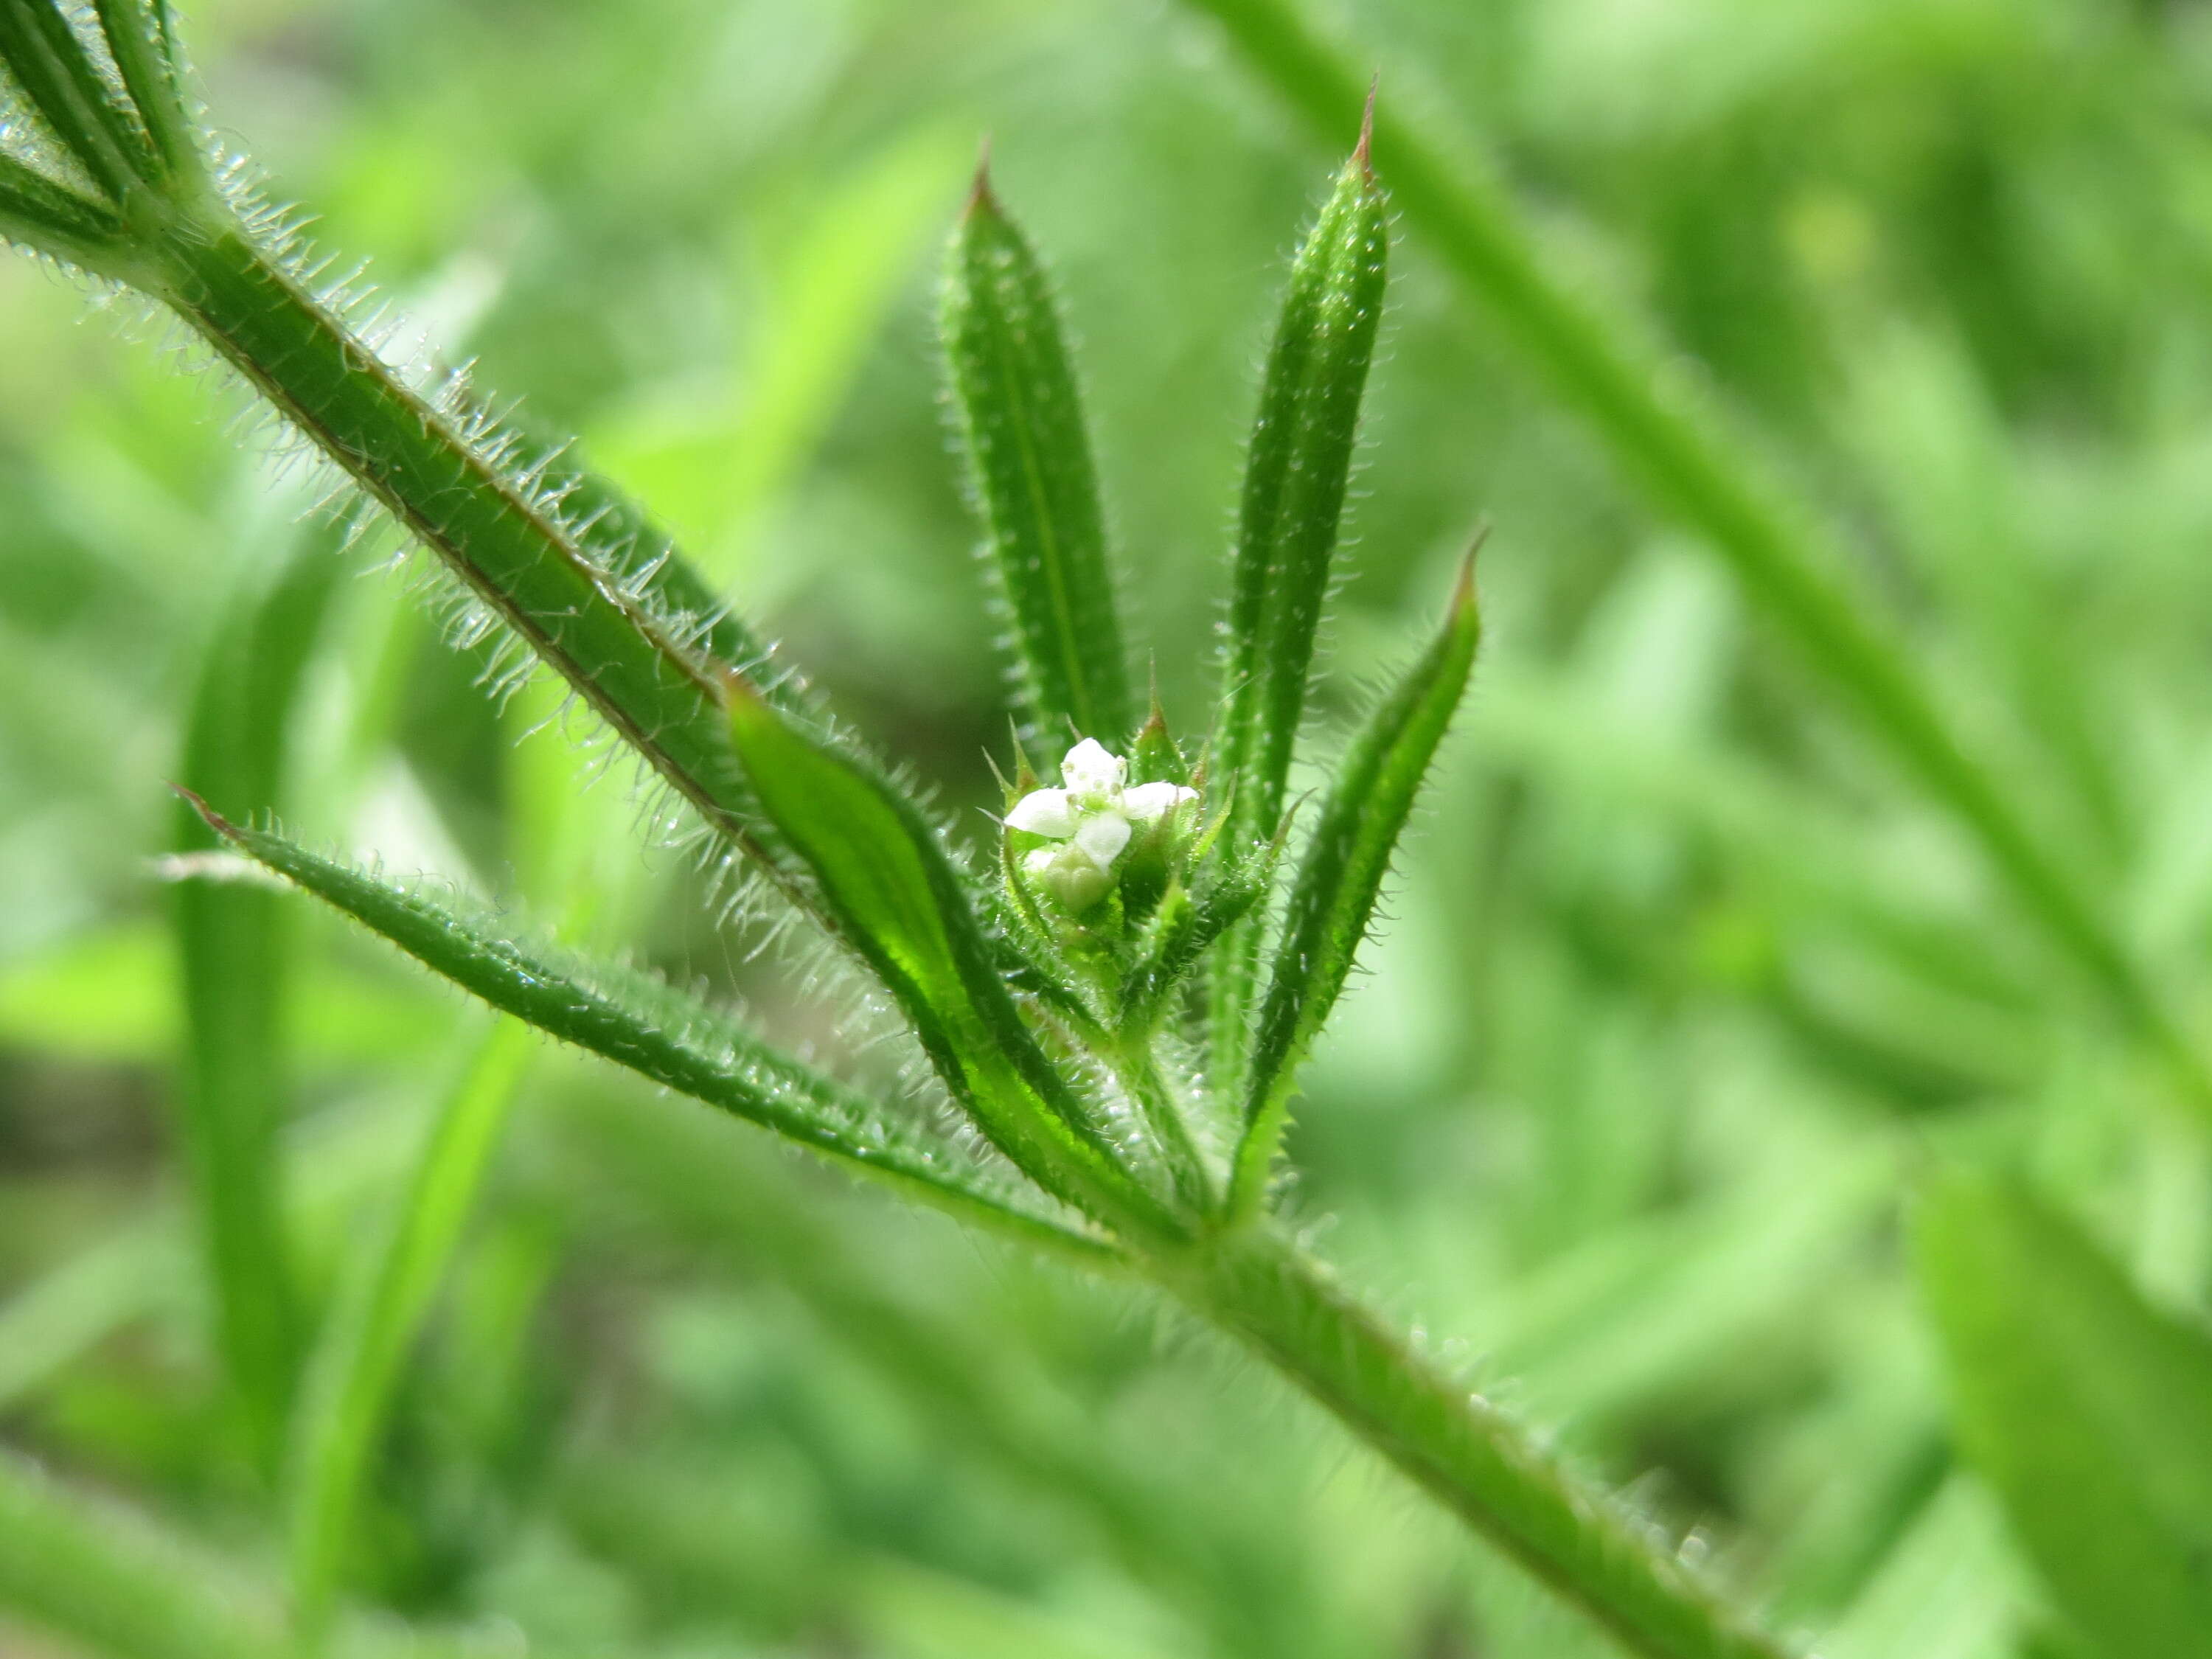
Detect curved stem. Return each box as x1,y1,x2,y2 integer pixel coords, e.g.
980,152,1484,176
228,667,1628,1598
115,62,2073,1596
1166,1231,1798,1659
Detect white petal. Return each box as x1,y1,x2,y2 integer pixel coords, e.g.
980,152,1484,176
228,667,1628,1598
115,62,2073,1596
1120,781,1198,821
1005,789,1077,838
1060,737,1126,798
1073,810,1131,867
1022,846,1060,877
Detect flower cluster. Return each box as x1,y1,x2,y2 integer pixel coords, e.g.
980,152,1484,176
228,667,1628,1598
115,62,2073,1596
1007,738,1197,911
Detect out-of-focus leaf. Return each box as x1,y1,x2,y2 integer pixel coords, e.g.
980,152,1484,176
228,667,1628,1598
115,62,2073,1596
0,1440,557,1659
1823,1475,2023,1659
0,922,448,1066
1916,1170,2212,1659
0,1221,172,1416
285,1015,533,1633
597,128,964,579
170,523,341,1470
0,1442,293,1659
1184,0,2211,1117
943,166,1134,746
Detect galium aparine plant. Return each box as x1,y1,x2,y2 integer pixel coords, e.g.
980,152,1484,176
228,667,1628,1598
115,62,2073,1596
0,5,1799,1657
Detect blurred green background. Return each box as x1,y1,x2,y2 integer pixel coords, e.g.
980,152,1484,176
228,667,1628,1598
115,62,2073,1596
7,0,2212,1654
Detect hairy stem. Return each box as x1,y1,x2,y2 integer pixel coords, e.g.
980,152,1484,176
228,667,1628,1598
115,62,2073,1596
145,215,784,872
1170,1232,1796,1659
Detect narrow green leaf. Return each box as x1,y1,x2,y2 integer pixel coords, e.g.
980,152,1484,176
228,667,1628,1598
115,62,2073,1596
942,164,1134,745
0,0,153,203
0,1220,170,1416
170,528,341,1472
1209,112,1389,1104
88,0,197,189
1216,113,1388,849
285,1016,533,1636
725,682,1183,1242
1231,560,1478,1219
178,796,1116,1265
1916,1171,2212,1659
0,155,132,276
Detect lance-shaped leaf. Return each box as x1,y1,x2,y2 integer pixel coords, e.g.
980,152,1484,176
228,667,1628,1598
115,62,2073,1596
1231,560,1478,1218
942,165,1134,745
1216,111,1388,848
0,0,155,203
725,682,1184,1243
87,0,198,189
170,523,341,1471
1209,111,1390,1102
0,156,133,276
1916,1170,2212,1659
175,794,1113,1266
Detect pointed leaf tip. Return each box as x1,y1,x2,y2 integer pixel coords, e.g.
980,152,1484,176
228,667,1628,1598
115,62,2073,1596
1354,76,1377,181
964,136,997,219
1453,524,1489,616
942,168,1135,744
170,782,236,838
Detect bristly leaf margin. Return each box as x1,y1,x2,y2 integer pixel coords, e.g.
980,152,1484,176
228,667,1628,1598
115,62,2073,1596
724,679,1189,1245
1231,553,1480,1220
175,791,1118,1267
1209,105,1391,1103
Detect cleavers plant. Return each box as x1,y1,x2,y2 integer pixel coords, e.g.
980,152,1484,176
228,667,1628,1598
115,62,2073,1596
0,6,1795,1658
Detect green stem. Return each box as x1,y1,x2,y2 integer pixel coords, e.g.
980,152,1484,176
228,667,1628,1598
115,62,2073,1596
144,215,779,872
1170,1231,1797,1659
1182,0,2212,1115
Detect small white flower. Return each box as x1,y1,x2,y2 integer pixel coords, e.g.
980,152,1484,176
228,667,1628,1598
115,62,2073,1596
1006,740,1199,911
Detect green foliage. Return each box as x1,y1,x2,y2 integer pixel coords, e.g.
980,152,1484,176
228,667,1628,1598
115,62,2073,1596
184,799,1102,1259
285,1017,534,1632
1216,109,1390,853
5,1,2212,1658
170,526,338,1470
1917,1172,2212,1659
1210,119,1390,1093
725,680,1171,1237
1189,0,2210,1113
944,168,1135,747
1234,558,1479,1218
